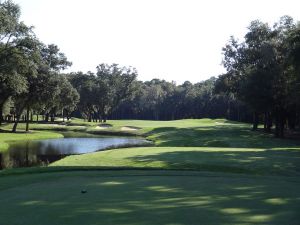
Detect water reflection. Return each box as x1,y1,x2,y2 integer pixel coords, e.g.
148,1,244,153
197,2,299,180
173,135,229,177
0,137,150,169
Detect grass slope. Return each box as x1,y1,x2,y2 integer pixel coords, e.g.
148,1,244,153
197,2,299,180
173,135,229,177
0,130,63,152
51,147,300,176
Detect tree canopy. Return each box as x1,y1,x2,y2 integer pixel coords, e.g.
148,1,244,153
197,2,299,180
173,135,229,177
1,1,299,137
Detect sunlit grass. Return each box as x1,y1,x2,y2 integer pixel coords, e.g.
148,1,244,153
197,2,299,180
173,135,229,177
51,146,300,175
0,130,63,152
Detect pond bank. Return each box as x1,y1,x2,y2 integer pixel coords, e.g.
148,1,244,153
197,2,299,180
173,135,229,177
0,132,152,169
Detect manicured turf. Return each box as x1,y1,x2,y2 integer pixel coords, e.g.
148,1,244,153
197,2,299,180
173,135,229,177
1,118,300,224
0,170,299,225
51,147,300,176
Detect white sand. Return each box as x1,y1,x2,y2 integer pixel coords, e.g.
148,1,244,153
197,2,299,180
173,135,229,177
121,126,139,131
95,126,108,129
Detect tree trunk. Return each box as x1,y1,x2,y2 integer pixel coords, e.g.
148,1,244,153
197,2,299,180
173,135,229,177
275,114,280,138
25,106,30,132
275,109,285,138
36,114,39,122
237,104,240,122
266,112,272,132
227,100,231,120
263,112,267,131
287,112,296,130
88,111,92,122
62,109,65,122
0,106,3,126
12,114,21,133
252,112,259,130
0,99,9,126
50,114,55,122
279,116,285,138
97,110,102,123
45,113,49,122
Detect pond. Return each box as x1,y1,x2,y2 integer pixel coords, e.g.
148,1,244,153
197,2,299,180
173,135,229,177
0,134,150,169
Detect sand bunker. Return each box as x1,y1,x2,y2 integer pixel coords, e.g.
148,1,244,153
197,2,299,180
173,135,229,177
55,118,71,122
215,122,224,125
121,126,141,131
95,124,112,129
48,124,66,127
95,126,107,130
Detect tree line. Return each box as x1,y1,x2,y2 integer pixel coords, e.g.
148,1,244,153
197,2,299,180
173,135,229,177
216,16,300,137
1,1,299,138
68,73,249,122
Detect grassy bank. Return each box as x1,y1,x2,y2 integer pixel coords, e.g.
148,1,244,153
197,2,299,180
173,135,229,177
51,146,300,176
0,130,63,152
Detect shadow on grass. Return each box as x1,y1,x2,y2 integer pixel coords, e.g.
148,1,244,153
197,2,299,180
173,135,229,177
0,129,29,134
2,147,299,177
147,126,300,148
0,169,299,225
126,149,300,176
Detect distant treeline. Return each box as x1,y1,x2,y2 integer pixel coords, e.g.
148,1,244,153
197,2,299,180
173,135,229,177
1,1,299,137
68,70,251,122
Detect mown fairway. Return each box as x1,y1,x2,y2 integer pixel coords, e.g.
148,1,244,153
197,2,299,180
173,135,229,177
1,171,300,225
0,119,300,225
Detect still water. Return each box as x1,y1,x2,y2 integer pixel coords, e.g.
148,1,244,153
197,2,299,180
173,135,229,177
0,136,150,169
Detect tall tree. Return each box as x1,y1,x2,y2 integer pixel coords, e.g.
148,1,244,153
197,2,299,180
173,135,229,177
0,0,32,125
95,63,137,122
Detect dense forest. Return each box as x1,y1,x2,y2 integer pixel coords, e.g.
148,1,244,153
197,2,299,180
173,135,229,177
0,1,299,137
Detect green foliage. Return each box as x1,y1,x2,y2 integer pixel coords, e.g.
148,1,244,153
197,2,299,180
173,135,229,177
0,0,32,108
218,16,300,136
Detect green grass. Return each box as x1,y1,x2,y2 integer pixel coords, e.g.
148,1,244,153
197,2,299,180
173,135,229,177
0,130,63,152
1,118,300,224
51,147,300,176
0,170,299,225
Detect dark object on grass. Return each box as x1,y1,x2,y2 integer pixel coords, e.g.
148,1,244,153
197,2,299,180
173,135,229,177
81,190,87,194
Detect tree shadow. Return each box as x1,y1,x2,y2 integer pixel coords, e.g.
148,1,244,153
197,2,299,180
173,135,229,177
126,149,300,176
0,170,299,225
146,126,300,148
0,129,29,134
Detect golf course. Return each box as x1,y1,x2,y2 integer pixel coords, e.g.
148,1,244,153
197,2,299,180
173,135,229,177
1,119,300,225
1,0,300,224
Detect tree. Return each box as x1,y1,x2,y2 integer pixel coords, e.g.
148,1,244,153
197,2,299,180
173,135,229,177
0,0,32,125
11,40,73,132
218,16,299,137
95,63,137,122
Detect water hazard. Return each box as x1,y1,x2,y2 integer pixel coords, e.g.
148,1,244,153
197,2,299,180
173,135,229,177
0,135,150,169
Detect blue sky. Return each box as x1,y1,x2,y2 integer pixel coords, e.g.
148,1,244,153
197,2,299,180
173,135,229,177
15,0,300,83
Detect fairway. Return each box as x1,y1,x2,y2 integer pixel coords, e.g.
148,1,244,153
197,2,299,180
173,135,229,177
1,171,300,225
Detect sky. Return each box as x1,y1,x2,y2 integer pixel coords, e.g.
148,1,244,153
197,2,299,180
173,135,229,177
14,0,300,84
